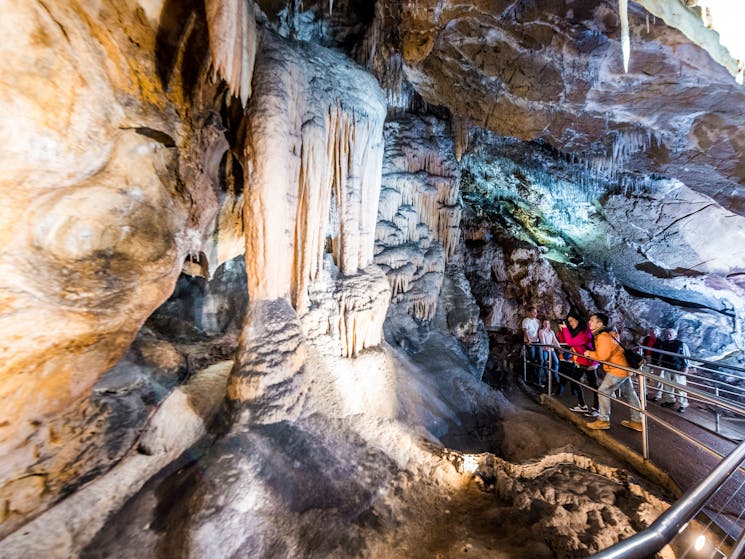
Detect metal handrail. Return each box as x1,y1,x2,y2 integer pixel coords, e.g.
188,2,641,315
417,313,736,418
527,344,745,417
522,343,745,557
639,344,745,377
641,357,745,401
591,439,745,558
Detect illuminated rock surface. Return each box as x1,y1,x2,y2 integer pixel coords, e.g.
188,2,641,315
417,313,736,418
0,0,744,556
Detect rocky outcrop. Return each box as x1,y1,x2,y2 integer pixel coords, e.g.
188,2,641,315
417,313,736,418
459,134,743,360
0,1,203,533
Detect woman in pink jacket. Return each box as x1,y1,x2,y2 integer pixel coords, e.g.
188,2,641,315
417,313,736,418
557,310,599,416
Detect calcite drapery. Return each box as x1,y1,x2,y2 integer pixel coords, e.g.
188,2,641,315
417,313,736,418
243,31,386,316
205,0,258,107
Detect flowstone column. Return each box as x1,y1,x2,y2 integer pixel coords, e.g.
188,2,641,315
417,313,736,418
231,30,389,414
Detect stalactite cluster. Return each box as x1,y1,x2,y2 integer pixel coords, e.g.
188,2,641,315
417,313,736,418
374,114,459,321
205,0,258,106
242,31,387,357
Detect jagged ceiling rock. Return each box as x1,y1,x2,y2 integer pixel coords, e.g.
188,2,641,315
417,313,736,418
391,0,745,214
460,134,743,358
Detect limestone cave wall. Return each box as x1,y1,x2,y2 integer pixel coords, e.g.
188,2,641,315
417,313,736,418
1,0,744,556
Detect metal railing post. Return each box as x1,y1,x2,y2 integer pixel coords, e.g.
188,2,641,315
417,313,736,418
730,525,745,559
523,345,527,383
547,348,553,395
715,386,721,434
638,374,649,460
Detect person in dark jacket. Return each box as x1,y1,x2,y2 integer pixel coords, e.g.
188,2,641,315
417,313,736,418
641,326,663,402
653,328,690,413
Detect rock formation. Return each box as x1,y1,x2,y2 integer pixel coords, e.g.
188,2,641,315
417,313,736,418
1,0,744,556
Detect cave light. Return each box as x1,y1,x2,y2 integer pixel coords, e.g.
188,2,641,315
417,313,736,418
461,454,480,474
693,534,706,551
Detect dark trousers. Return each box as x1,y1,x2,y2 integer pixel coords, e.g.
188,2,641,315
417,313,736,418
565,365,599,409
579,366,599,410
566,364,586,406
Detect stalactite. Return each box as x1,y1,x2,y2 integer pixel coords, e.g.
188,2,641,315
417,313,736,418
406,273,443,322
439,206,461,258
327,101,385,277
292,119,332,311
377,187,404,222
327,266,391,358
452,116,469,162
619,0,630,72
205,0,257,106
375,245,425,271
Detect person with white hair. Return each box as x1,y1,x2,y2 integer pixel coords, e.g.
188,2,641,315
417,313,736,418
653,328,690,413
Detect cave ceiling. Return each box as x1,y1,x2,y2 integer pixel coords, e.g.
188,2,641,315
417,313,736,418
256,0,744,209
389,0,745,212
271,0,745,315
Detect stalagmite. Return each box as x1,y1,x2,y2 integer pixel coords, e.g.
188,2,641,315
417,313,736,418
205,0,258,106
227,298,308,419
619,0,630,72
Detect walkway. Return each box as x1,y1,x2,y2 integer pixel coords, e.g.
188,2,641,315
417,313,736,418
541,379,745,545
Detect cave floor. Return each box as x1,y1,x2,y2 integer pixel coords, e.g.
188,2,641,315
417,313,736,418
543,380,745,543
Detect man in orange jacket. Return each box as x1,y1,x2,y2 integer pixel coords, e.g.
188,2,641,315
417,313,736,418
583,312,643,432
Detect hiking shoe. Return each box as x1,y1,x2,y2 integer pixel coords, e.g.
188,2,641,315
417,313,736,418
586,420,610,430
648,397,659,403
660,401,675,408
570,405,589,413
621,420,643,432
584,409,600,418
677,407,686,413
